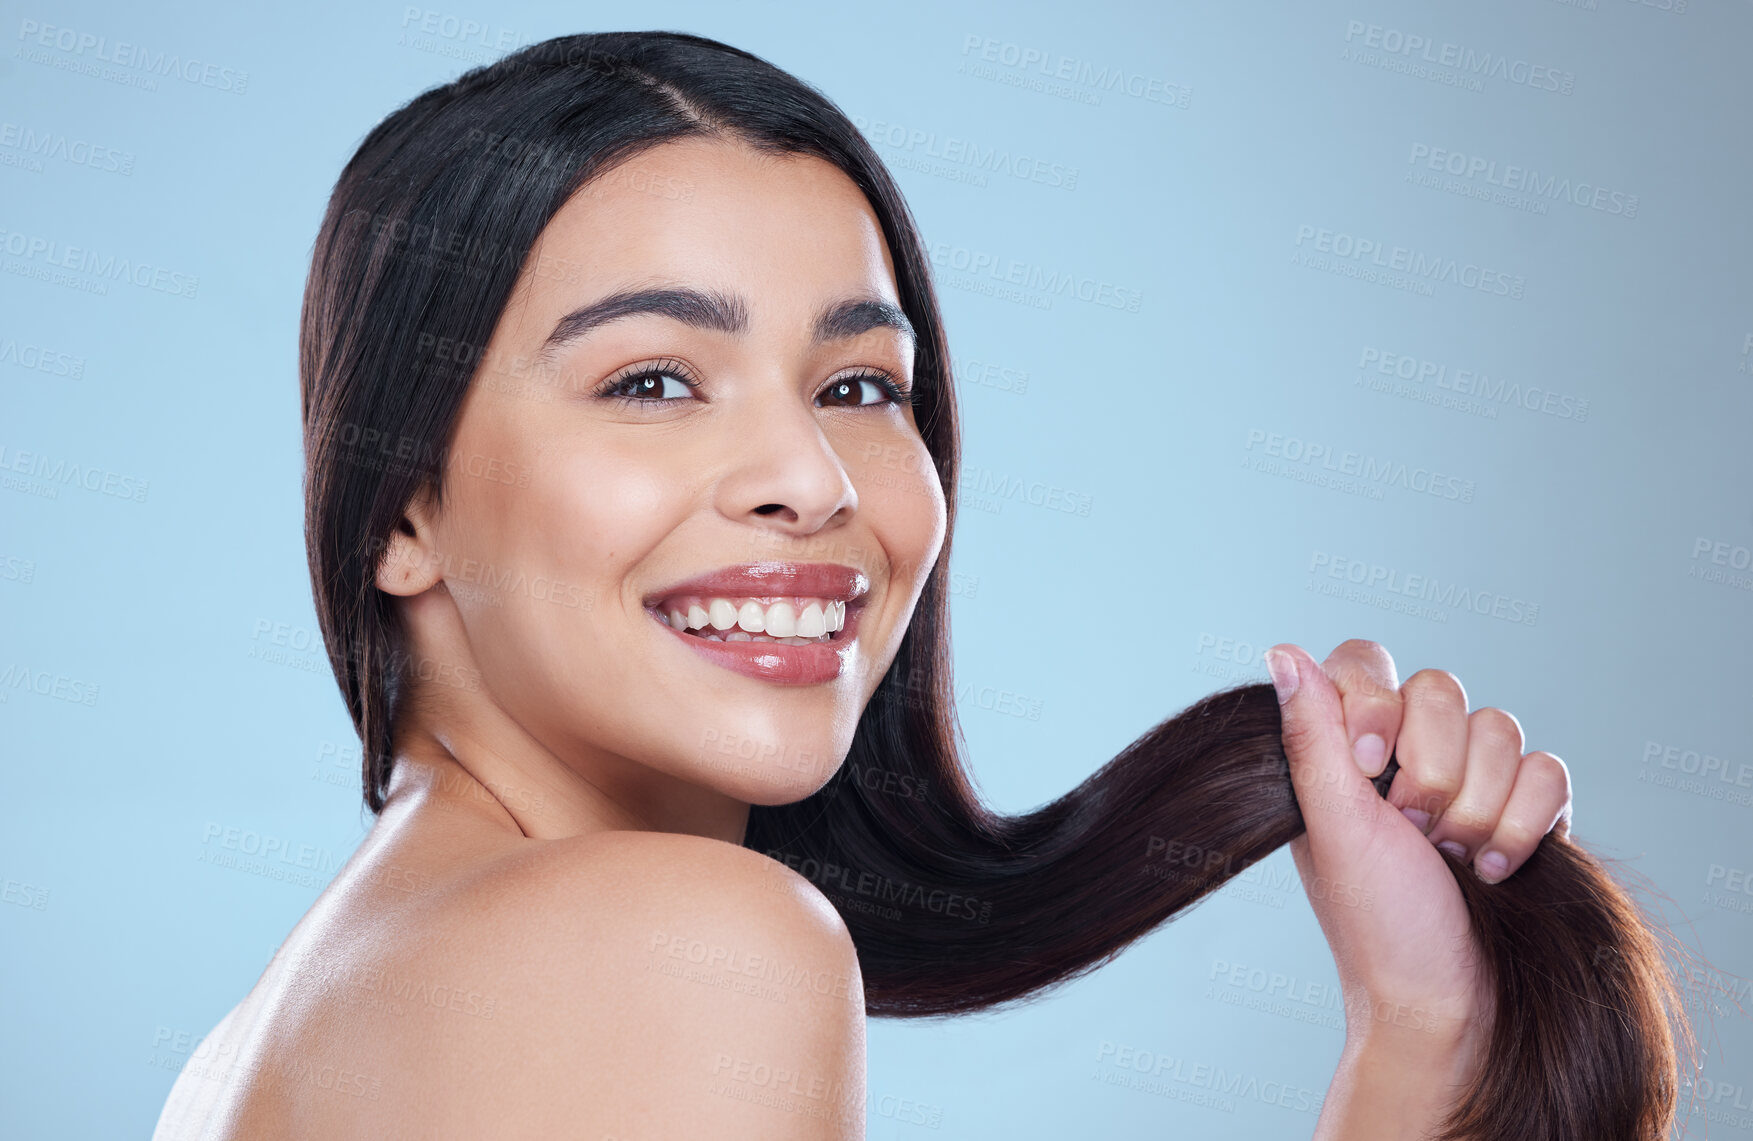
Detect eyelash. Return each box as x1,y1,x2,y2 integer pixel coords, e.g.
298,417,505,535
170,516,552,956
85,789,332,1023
591,358,914,409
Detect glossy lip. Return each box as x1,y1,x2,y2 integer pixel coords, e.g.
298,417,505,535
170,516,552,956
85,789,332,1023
642,561,870,608
643,562,870,686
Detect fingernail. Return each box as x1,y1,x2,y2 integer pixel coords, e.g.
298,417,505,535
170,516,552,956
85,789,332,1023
1352,733,1385,777
1265,649,1299,705
1476,850,1509,883
1438,840,1467,861
1401,807,1431,833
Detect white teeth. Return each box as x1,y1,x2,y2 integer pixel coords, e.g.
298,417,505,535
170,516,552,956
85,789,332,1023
656,594,853,643
765,601,798,638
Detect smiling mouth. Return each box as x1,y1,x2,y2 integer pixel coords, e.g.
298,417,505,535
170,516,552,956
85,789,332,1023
647,594,853,645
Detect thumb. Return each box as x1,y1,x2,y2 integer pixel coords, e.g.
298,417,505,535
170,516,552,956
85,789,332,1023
1265,643,1392,863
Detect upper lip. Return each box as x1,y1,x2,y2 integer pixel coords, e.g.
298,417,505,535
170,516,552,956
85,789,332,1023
643,562,871,608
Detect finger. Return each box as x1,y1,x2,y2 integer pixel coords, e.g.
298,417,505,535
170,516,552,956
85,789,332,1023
1319,639,1403,779
1426,707,1524,862
1267,643,1394,864
1385,668,1469,834
1473,751,1572,884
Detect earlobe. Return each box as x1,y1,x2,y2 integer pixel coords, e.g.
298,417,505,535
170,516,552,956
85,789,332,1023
374,486,443,597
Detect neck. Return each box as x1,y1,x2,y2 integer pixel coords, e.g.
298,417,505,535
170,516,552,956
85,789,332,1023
378,588,752,846
382,689,751,848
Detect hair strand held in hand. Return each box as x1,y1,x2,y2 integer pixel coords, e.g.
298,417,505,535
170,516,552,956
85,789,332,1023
747,680,1695,1141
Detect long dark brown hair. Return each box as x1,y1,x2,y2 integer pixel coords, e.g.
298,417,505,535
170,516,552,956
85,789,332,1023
300,30,1693,1140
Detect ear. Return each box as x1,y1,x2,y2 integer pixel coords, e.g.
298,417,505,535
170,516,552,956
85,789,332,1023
375,483,443,597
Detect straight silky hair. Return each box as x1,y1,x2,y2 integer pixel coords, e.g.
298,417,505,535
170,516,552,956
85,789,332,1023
300,30,1692,1140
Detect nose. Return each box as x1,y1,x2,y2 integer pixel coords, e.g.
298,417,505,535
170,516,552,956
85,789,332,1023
714,392,858,534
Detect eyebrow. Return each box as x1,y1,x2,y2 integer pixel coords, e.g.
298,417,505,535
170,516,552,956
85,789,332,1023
535,287,915,363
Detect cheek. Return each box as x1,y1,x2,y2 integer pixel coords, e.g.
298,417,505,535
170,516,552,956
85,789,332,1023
446,377,681,562
848,432,946,589
441,442,695,744
538,446,681,572
440,431,687,653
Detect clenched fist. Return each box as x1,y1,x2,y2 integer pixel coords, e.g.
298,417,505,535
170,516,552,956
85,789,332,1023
1264,639,1573,1135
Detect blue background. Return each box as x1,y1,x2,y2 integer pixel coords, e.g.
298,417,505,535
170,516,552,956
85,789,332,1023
3,1,1749,1137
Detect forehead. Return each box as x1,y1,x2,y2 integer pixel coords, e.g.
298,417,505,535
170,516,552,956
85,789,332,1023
522,137,900,312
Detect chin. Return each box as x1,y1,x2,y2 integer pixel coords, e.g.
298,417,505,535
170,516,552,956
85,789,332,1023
692,754,843,809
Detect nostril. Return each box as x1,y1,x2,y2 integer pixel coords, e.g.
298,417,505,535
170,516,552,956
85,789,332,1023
753,504,784,515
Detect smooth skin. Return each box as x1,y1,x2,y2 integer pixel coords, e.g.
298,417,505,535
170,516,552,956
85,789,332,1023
155,136,1571,1140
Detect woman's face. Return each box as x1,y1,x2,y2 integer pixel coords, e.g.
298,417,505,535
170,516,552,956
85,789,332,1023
388,136,946,822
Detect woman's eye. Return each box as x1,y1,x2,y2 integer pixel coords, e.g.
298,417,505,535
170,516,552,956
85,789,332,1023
602,370,696,401
818,374,903,408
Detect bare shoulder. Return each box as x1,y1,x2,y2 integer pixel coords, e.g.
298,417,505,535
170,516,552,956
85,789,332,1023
523,828,859,947
395,830,868,1139
487,830,863,991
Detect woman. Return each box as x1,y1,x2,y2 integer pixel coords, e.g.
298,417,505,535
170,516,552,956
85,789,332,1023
154,31,1678,1140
